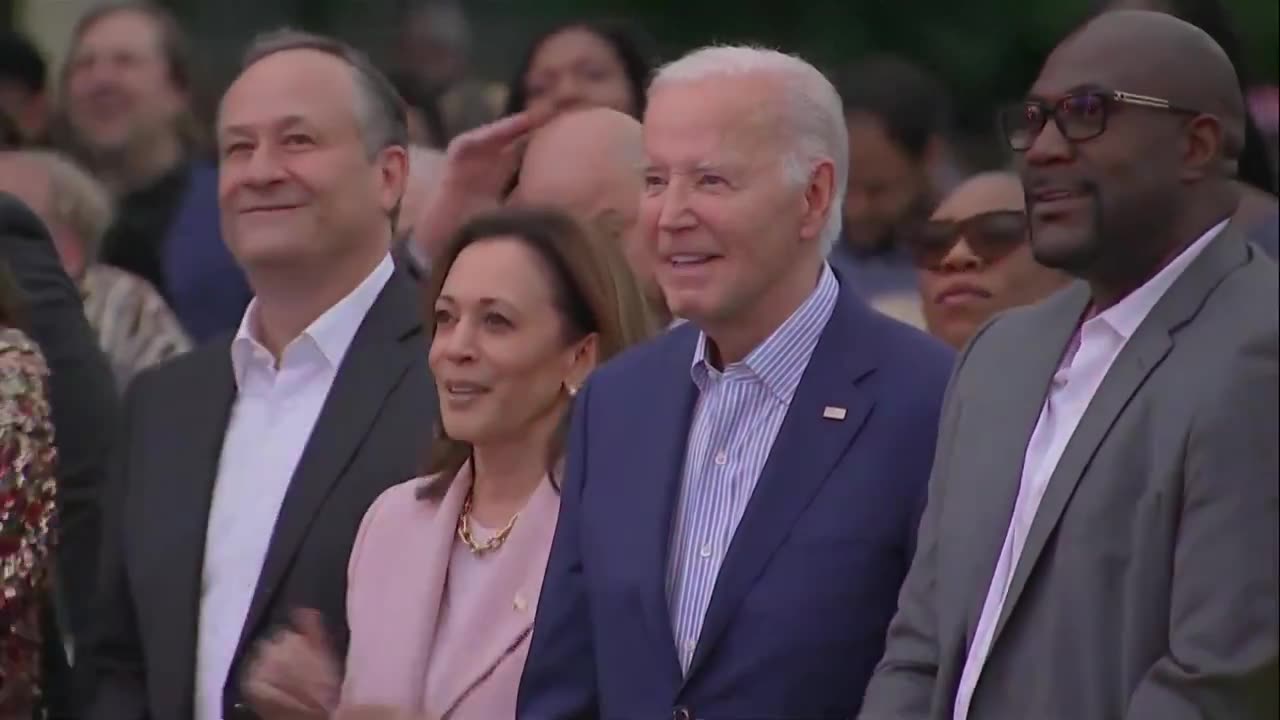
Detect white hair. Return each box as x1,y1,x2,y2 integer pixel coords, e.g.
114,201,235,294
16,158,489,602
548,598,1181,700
650,45,849,254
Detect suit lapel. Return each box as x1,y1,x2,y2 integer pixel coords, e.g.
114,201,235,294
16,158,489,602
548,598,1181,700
683,294,875,681
153,343,236,714
235,274,424,657
990,226,1251,644
626,327,699,685
959,285,1088,644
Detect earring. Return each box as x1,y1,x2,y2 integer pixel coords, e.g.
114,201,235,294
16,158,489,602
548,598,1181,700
565,382,579,397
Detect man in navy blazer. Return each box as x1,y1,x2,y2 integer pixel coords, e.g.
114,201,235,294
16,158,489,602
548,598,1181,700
518,45,954,720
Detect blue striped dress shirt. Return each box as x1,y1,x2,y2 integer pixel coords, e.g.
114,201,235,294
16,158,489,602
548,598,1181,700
665,263,840,673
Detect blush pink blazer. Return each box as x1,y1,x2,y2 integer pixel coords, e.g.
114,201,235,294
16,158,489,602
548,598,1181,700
339,463,560,719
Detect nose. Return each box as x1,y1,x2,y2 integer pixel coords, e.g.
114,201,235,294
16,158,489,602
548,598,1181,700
938,236,983,273
242,143,289,187
551,80,587,112
656,178,696,233
436,316,478,364
1023,117,1074,167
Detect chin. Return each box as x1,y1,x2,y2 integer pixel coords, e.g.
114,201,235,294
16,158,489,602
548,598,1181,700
1030,232,1100,275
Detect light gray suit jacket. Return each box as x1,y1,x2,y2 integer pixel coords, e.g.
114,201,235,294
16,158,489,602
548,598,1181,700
860,224,1279,720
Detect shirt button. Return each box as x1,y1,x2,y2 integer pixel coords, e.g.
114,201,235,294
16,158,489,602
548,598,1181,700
699,543,713,558
685,640,696,654
714,451,727,465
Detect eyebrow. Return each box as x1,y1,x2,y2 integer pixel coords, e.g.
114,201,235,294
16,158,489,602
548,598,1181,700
1027,83,1107,102
219,114,313,138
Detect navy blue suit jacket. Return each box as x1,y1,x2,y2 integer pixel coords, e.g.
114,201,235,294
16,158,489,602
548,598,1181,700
518,280,955,720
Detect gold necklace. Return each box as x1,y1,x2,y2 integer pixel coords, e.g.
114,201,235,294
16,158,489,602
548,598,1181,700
456,489,519,555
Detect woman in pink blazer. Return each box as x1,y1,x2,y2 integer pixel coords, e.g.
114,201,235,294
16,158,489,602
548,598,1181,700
241,207,650,719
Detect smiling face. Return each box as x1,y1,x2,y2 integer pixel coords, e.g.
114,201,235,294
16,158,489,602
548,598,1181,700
640,73,830,348
216,49,404,274
1016,28,1189,281
63,9,185,155
429,236,597,447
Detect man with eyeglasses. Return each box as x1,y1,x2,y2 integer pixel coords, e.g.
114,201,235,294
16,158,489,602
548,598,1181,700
861,10,1278,720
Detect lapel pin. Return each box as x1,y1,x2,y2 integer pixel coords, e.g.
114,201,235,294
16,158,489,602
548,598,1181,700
823,406,847,420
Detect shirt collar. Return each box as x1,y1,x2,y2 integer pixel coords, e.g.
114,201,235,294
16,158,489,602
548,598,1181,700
690,263,839,403
231,254,396,384
1090,218,1228,340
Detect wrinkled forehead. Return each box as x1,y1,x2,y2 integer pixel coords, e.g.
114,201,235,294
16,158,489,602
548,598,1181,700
643,78,785,169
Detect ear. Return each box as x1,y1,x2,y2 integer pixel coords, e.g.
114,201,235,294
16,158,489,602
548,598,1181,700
377,144,410,215
798,158,836,244
564,332,600,391
1179,114,1223,182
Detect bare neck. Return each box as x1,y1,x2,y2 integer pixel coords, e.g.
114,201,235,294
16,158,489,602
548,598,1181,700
249,247,386,361
469,407,562,523
704,259,823,368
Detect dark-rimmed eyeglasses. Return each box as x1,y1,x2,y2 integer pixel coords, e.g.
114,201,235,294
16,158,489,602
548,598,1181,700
999,90,1201,152
901,210,1028,270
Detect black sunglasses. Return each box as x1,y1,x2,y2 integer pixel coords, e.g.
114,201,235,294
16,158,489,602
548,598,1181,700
999,90,1201,152
901,210,1028,269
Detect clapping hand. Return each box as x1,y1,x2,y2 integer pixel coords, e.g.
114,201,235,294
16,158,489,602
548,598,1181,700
241,608,342,720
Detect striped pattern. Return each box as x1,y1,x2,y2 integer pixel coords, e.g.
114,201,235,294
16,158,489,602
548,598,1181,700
82,264,193,392
665,264,839,673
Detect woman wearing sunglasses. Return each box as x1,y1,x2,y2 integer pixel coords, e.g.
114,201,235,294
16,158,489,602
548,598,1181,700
902,171,1071,349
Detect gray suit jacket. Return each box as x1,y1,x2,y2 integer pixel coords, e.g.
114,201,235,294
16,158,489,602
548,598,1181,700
861,224,1279,720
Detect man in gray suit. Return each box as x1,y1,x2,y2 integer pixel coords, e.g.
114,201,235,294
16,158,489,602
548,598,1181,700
861,11,1278,720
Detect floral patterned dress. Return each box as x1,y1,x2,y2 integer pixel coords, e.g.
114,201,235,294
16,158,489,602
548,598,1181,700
0,328,56,714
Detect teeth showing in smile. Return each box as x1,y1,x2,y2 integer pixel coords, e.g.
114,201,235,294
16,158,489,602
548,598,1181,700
445,381,487,395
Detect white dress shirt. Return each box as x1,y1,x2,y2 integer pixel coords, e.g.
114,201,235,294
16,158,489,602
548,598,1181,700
194,255,394,720
952,221,1227,719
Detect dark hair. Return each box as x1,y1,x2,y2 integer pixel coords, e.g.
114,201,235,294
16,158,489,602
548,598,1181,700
386,69,449,149
0,30,46,95
837,54,953,161
240,29,409,157
1088,0,1277,194
0,259,25,329
416,207,636,500
503,19,655,119
0,110,22,150
59,1,203,151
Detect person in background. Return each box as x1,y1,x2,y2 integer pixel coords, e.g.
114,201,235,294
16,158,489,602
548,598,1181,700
0,189,118,720
830,54,965,318
0,270,57,720
243,207,646,720
503,19,653,120
861,12,1277,718
0,30,51,146
518,45,953,719
388,71,449,149
512,107,668,330
84,30,436,720
907,171,1070,349
1097,0,1280,244
56,0,251,342
0,150,191,390
394,0,500,138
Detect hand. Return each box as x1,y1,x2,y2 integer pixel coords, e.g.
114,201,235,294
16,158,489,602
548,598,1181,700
409,108,553,261
334,706,438,720
241,608,342,720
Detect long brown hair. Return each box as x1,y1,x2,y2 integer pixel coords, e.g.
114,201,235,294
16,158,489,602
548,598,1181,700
417,206,649,499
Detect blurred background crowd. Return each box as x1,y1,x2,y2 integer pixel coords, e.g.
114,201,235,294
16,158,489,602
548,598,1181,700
0,0,1274,717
